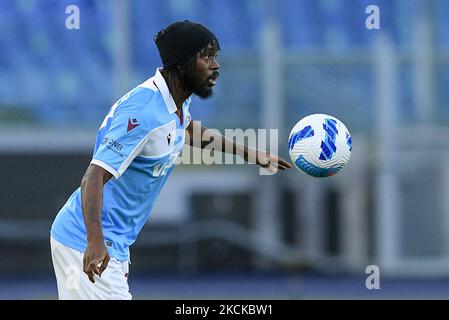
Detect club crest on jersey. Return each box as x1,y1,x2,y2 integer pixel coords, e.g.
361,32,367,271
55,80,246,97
127,118,140,132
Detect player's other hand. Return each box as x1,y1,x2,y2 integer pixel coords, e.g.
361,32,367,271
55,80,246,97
83,241,110,283
248,149,292,171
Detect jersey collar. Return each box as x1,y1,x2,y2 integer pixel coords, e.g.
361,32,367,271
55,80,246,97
154,68,177,114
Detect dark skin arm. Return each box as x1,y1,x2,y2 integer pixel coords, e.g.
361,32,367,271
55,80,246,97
81,120,289,283
80,164,113,283
185,120,292,170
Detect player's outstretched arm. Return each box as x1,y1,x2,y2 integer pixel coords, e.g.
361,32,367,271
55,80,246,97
80,164,113,283
248,149,292,171
185,120,292,171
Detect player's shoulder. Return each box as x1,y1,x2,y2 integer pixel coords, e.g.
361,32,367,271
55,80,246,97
124,80,160,111
135,78,167,115
114,82,169,127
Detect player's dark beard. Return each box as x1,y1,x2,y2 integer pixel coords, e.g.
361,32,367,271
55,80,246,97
184,71,214,99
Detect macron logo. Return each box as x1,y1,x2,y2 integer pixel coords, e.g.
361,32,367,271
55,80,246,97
127,118,140,132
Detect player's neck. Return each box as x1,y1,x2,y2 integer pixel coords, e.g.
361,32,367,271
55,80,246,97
161,70,191,111
172,90,190,111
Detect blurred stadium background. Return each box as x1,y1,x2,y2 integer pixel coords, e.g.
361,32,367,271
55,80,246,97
2,0,449,299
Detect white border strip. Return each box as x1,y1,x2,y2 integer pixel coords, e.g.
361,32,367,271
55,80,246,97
117,133,151,176
91,159,120,179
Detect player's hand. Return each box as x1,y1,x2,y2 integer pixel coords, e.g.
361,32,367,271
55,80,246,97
249,149,292,171
83,241,110,283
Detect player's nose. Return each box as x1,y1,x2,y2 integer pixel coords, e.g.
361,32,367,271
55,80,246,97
211,58,219,70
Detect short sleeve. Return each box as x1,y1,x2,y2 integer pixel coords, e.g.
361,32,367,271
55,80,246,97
91,109,150,179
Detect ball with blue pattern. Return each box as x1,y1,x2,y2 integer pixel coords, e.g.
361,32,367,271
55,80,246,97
288,114,352,178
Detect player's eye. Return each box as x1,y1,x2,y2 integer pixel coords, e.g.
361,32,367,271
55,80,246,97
206,53,218,60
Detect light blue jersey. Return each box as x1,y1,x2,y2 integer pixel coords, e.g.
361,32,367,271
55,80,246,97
51,69,191,261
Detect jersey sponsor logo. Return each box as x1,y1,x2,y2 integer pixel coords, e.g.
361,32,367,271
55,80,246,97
102,137,123,151
127,118,140,132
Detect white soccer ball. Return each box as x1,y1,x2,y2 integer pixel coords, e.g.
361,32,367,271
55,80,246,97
288,114,352,178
